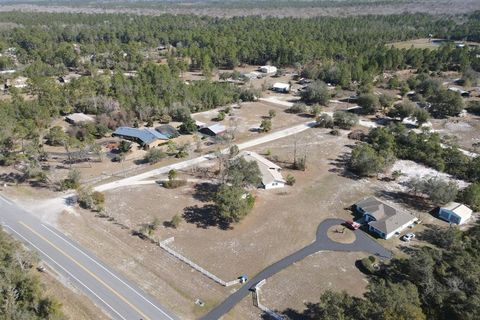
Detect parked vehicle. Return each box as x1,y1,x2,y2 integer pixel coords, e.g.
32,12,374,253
343,220,361,230
402,233,415,242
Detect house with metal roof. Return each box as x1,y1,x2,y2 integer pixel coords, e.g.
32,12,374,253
239,151,286,189
199,123,226,136
354,197,417,239
155,125,179,139
438,202,472,225
112,127,169,149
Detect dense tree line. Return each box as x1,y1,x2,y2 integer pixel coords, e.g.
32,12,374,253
0,12,478,74
0,230,64,319
284,221,480,320
349,124,480,183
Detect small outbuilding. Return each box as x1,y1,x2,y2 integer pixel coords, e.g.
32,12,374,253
199,123,226,136
272,82,290,93
65,113,95,125
260,65,277,74
438,202,473,225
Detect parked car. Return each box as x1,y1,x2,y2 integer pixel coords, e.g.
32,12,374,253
402,233,415,242
343,220,361,230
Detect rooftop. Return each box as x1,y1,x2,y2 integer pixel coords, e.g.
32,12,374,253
239,151,285,186
65,113,95,123
113,127,169,145
356,197,417,235
442,202,473,219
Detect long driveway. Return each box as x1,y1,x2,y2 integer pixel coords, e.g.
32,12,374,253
201,218,391,320
94,121,316,192
0,195,177,320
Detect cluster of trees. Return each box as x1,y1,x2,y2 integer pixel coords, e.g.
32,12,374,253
350,124,480,184
287,221,480,320
0,230,64,319
213,148,261,223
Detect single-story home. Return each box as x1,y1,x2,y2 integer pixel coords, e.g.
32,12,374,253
354,197,417,239
260,65,277,74
239,151,285,189
199,123,226,136
112,127,169,149
195,120,206,129
65,113,95,125
438,202,473,225
272,82,290,93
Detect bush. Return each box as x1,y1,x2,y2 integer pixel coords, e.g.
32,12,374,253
349,143,391,177
316,113,334,128
288,102,308,114
333,111,359,129
60,169,81,190
260,119,272,132
164,179,187,189
459,182,480,211
144,148,166,164
330,129,340,136
179,117,197,134
301,80,330,105
358,93,380,114
360,256,378,274
170,214,182,228
466,101,480,116
286,174,296,186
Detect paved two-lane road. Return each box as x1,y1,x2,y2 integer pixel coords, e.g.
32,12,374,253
0,194,176,320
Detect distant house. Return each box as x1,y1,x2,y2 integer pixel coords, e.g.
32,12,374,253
354,197,417,239
65,113,95,125
448,87,470,97
199,123,226,136
438,202,473,225
112,127,169,149
272,82,290,93
239,151,285,189
260,65,277,74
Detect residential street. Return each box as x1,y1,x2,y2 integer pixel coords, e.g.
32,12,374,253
202,218,391,320
0,195,177,320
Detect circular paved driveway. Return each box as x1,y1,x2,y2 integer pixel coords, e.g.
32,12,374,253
202,218,392,320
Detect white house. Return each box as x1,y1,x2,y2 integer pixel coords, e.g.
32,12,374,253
272,82,290,93
260,65,277,74
438,202,473,225
239,151,286,189
355,197,417,239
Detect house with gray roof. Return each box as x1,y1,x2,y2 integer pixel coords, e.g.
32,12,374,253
354,197,417,239
112,127,169,149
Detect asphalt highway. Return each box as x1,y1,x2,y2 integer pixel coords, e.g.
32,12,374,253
0,194,177,320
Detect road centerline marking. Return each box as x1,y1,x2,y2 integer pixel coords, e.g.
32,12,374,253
2,224,126,320
41,223,174,320
18,221,152,320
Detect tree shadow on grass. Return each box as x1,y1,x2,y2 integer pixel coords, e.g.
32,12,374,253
183,204,231,230
192,182,219,202
328,151,363,181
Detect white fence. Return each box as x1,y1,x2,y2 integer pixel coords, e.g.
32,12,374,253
159,237,240,287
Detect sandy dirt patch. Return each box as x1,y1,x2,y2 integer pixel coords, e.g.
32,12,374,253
327,225,356,244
